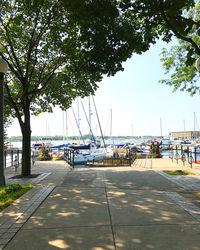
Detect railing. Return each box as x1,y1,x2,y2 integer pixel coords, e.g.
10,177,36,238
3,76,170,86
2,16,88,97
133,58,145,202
63,147,137,168
169,145,197,168
4,149,22,171
64,148,75,168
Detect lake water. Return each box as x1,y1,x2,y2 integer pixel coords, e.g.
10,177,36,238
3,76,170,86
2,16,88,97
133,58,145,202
9,139,200,163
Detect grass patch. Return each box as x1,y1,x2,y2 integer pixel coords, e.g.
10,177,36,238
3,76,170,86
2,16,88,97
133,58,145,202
0,183,33,211
164,170,196,175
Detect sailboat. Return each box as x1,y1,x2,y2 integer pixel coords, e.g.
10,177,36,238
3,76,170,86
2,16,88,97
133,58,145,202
72,96,106,165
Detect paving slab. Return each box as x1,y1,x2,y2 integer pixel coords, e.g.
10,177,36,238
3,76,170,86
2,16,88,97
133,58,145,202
61,170,105,188
5,226,115,250
3,162,200,250
113,224,200,250
157,171,200,191
104,170,184,191
23,187,110,229
107,189,198,226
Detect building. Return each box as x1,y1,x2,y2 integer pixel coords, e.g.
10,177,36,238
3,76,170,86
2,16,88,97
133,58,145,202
170,131,200,140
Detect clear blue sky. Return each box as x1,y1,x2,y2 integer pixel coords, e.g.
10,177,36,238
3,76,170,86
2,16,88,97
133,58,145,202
7,39,200,138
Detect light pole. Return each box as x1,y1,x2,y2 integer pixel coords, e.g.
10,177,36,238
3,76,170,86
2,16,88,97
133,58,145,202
0,58,8,186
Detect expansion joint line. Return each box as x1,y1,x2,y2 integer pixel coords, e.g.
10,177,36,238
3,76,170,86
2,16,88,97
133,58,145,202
104,186,117,250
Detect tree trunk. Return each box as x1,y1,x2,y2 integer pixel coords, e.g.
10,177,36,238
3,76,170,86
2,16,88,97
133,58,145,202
21,102,31,176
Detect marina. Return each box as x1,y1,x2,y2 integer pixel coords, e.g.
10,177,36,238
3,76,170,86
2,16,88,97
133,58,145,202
5,136,200,170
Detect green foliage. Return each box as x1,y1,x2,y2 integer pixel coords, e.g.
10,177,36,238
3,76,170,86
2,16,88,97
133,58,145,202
164,170,195,175
160,39,200,95
37,149,52,161
4,184,22,194
157,2,200,94
0,0,152,175
149,142,161,158
0,184,33,210
54,153,63,161
2,0,199,175
118,0,200,95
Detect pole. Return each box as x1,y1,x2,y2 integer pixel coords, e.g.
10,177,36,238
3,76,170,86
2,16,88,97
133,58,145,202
88,96,92,141
77,98,80,143
62,111,64,142
131,124,133,137
66,110,68,143
160,117,162,137
0,72,5,186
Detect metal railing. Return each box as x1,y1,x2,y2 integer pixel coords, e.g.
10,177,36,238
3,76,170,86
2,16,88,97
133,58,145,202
169,145,197,168
63,147,137,168
4,149,22,171
64,148,75,168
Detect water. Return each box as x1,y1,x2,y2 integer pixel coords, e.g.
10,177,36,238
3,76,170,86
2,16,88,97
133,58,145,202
10,139,146,149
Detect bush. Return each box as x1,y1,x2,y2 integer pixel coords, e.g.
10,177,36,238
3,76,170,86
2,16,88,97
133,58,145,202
37,149,52,161
149,142,161,158
54,153,63,161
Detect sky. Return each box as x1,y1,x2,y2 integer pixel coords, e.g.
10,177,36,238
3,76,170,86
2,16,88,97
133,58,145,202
7,39,200,138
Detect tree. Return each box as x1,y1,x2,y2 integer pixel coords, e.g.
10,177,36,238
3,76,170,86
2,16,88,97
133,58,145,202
0,0,153,176
159,3,200,94
119,0,199,50
119,0,200,93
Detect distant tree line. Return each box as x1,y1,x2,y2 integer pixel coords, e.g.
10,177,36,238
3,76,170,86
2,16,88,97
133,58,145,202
9,135,142,142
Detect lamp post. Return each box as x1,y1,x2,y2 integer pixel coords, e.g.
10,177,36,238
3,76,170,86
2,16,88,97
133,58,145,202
0,58,8,186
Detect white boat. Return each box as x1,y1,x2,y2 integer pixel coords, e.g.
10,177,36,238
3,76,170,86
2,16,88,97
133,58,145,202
74,151,106,165
71,96,107,166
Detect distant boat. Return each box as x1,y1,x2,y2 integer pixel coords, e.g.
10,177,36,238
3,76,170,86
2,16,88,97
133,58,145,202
74,151,106,165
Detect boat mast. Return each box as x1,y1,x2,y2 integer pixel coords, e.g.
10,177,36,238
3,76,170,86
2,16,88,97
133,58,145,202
80,99,97,147
89,96,91,141
72,106,85,144
62,111,65,142
110,109,114,144
160,117,162,137
77,98,80,143
92,96,106,148
66,110,68,143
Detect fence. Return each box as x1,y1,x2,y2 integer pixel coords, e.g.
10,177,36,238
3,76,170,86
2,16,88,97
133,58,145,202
169,145,197,168
64,147,137,168
64,148,75,168
4,149,22,171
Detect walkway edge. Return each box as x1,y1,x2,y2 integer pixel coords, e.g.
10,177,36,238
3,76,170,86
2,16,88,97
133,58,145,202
0,185,55,249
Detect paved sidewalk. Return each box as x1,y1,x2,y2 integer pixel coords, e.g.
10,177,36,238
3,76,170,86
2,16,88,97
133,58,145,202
1,159,200,249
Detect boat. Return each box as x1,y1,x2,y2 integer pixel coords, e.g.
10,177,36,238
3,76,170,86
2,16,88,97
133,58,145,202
71,97,107,166
74,151,106,165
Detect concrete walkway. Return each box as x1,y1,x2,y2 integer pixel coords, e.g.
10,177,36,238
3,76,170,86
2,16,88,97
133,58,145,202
1,159,200,249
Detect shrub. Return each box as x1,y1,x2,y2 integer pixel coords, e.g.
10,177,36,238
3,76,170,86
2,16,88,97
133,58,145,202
54,153,63,161
149,142,161,158
37,149,52,161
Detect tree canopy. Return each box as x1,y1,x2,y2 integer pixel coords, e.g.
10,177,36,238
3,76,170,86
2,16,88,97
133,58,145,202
0,0,156,176
159,2,200,94
1,0,199,177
